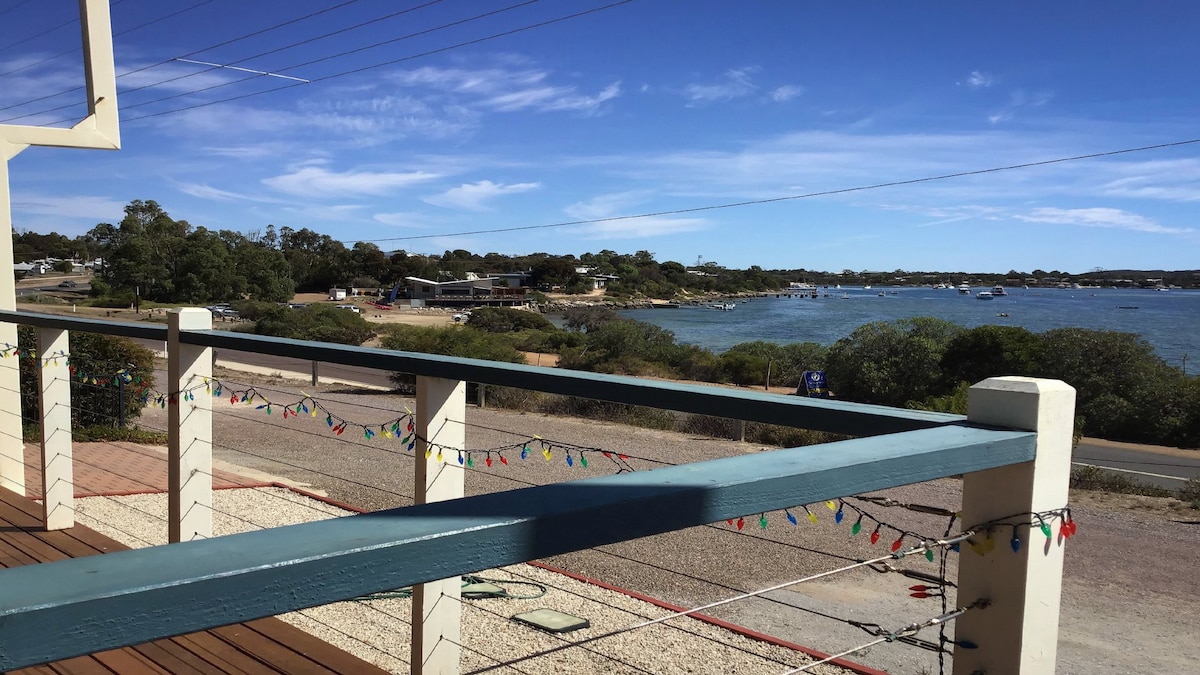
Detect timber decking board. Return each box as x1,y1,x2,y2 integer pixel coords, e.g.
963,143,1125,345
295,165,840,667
0,489,391,675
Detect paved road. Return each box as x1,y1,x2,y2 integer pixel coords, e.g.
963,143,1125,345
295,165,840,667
1073,440,1200,489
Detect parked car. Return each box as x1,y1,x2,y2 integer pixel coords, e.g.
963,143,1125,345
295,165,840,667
335,304,361,314
57,280,77,288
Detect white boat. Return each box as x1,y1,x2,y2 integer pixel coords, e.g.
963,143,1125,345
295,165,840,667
863,285,872,290
710,302,736,310
957,283,971,295
976,291,994,300
992,285,1008,296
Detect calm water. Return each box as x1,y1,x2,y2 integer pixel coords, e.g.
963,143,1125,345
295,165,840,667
617,287,1200,375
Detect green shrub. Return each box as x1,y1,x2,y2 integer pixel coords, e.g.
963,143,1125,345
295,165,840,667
255,304,375,345
467,307,555,333
18,326,155,430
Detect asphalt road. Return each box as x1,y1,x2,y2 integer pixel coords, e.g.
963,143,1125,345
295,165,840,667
1073,440,1200,489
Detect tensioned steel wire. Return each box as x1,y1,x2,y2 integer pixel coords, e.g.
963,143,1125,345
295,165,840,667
458,564,810,673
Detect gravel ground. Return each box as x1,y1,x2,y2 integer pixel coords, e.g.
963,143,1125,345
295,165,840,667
131,367,1200,675
76,488,850,675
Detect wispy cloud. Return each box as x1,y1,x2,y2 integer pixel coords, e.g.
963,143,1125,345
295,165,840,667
770,84,804,102
965,70,993,88
564,192,708,238
423,180,540,211
1094,158,1200,202
1015,207,1194,235
387,64,621,115
12,194,126,221
988,89,1053,124
684,67,758,103
374,211,433,228
263,166,441,197
175,182,283,203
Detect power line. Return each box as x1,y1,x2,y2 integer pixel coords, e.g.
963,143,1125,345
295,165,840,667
345,137,1200,244
0,0,35,20
0,0,362,116
116,0,538,115
115,0,633,124
0,0,221,80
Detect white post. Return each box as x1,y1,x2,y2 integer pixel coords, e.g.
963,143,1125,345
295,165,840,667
0,155,25,496
38,328,73,530
953,377,1076,675
167,308,213,543
411,376,465,675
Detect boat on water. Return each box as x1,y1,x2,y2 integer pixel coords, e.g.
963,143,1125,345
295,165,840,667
992,285,1008,296
709,302,736,311
863,285,872,290
878,291,886,297
957,283,971,295
652,302,681,309
976,291,994,300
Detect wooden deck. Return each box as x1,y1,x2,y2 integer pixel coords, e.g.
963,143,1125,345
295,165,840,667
0,488,391,675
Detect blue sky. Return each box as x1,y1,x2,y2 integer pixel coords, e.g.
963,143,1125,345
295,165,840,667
2,0,1198,273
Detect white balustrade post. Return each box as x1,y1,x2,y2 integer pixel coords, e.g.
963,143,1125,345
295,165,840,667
167,308,213,543
0,157,24,496
38,328,73,530
953,377,1076,675
411,376,465,675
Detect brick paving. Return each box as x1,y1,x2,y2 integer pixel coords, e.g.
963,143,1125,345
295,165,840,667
21,441,265,498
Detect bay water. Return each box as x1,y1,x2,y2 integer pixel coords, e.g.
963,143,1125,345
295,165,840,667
617,287,1200,375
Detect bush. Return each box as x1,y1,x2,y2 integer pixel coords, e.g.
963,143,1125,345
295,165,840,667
254,304,375,345
467,307,555,333
380,324,526,389
18,326,155,430
825,317,962,407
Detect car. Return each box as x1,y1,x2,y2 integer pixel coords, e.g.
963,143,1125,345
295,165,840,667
335,304,361,314
57,280,77,288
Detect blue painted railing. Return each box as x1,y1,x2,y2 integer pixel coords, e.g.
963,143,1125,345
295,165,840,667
0,310,1064,673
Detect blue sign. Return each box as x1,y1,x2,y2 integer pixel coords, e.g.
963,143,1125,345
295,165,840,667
801,371,828,398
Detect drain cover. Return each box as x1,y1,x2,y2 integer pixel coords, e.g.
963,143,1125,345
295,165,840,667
511,608,590,633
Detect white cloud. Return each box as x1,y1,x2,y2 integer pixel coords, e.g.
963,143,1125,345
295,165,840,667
966,70,993,88
1015,207,1194,234
564,192,708,238
387,65,621,115
374,212,432,228
175,182,283,203
12,194,126,221
684,67,758,103
263,166,441,198
423,180,540,211
988,111,1012,125
770,85,804,102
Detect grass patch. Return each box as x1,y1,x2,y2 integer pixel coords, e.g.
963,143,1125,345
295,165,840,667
1070,464,1175,498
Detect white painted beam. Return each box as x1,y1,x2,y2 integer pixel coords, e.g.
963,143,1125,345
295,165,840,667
167,309,213,543
0,157,24,496
411,376,465,675
953,377,1076,675
38,328,73,530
